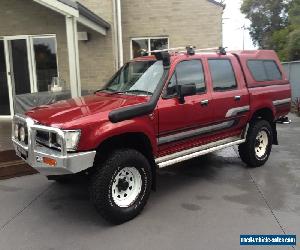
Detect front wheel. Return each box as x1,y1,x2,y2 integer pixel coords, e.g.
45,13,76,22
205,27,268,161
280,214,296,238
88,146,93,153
239,120,273,167
89,149,152,224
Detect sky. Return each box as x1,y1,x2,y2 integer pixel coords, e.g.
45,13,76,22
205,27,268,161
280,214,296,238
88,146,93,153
222,0,257,50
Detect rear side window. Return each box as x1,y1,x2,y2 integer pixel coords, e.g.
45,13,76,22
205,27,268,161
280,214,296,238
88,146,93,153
208,59,237,91
247,60,282,81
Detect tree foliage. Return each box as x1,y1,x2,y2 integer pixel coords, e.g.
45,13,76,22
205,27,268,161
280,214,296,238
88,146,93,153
241,0,288,49
241,0,300,61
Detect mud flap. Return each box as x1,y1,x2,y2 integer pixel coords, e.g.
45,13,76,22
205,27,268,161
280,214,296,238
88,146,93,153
272,122,278,145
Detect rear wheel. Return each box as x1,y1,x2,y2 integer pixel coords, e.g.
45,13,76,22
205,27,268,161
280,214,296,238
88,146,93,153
239,120,273,167
89,149,152,224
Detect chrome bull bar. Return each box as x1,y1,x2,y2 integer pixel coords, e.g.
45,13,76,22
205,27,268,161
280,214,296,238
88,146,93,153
12,114,96,176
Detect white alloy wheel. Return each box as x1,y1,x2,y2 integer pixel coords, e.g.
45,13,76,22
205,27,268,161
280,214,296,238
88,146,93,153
112,167,142,207
255,130,269,158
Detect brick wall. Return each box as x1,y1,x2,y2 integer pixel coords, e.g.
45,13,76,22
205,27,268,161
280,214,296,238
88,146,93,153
77,25,115,91
121,0,223,62
78,0,116,91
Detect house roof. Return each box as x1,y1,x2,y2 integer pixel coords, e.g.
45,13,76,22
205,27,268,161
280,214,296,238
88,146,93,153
207,0,226,9
34,0,110,35
57,0,110,29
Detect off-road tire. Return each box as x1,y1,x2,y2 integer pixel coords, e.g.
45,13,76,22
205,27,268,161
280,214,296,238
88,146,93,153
89,149,152,224
238,120,273,167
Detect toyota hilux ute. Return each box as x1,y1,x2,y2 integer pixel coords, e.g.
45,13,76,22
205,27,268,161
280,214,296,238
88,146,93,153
12,46,291,224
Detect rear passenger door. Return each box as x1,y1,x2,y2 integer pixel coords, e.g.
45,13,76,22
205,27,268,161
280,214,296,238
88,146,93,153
208,56,250,136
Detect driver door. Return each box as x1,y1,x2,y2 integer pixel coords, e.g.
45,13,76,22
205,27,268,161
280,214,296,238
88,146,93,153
157,59,214,155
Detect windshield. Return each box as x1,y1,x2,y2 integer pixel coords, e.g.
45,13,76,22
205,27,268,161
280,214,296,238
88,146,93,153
103,60,164,95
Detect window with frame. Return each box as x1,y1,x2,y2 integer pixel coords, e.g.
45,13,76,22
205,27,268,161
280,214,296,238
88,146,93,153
247,60,282,81
167,60,206,96
131,37,168,58
208,59,237,91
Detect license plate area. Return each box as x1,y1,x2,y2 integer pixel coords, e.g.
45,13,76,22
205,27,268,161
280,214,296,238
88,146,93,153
16,145,28,160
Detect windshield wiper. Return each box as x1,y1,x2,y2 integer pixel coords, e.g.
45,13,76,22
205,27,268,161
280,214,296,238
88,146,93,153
124,90,152,95
95,89,152,96
94,88,125,95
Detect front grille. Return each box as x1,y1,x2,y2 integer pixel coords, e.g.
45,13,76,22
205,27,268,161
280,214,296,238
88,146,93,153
36,130,50,144
36,130,60,150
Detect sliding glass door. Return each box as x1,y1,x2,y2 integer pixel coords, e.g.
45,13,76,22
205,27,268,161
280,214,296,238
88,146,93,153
9,39,32,96
0,35,59,117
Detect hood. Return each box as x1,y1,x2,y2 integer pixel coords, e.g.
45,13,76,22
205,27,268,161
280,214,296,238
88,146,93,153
26,92,149,128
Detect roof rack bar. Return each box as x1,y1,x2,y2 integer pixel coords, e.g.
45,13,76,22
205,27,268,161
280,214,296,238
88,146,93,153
146,46,226,55
147,47,186,54
194,47,220,52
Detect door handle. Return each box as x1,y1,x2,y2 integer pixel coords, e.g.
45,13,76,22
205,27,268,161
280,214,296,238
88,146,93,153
200,100,209,106
234,95,241,101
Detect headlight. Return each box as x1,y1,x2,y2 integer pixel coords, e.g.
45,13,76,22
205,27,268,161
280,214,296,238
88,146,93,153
19,126,26,142
14,124,19,139
56,130,81,151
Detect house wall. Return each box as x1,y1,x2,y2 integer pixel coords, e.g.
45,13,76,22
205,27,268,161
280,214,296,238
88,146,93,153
0,0,70,86
78,0,116,91
121,0,223,62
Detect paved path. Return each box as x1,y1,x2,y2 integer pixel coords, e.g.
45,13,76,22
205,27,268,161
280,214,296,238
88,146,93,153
0,115,299,250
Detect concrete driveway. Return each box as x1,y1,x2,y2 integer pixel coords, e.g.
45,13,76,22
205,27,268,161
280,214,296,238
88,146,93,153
0,115,299,250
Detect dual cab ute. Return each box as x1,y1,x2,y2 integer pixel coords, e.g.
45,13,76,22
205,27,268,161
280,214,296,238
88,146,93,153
12,46,291,224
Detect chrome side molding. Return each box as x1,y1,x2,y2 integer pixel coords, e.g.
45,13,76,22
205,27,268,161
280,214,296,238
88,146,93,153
155,137,245,168
273,98,291,106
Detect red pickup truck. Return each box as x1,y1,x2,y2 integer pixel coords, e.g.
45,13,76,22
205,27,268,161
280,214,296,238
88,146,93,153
12,47,291,224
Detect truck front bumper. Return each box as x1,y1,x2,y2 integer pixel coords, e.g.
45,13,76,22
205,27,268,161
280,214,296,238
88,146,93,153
12,115,96,176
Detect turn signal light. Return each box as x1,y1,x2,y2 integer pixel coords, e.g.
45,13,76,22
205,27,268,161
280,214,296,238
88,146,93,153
43,157,57,167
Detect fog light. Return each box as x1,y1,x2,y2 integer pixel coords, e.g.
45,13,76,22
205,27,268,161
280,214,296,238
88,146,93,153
14,124,19,139
19,126,26,142
43,157,57,167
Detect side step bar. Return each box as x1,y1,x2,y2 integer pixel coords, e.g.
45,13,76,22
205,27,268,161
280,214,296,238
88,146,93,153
155,137,245,168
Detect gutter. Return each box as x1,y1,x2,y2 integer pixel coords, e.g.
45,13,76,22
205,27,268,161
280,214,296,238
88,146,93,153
207,0,226,9
115,0,124,68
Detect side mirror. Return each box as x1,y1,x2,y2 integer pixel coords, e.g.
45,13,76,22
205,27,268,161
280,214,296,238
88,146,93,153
177,83,197,103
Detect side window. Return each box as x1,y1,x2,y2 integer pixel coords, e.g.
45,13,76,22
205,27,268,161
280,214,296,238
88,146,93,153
208,59,237,91
166,74,177,96
264,61,282,80
247,60,266,81
176,60,206,93
247,60,282,81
